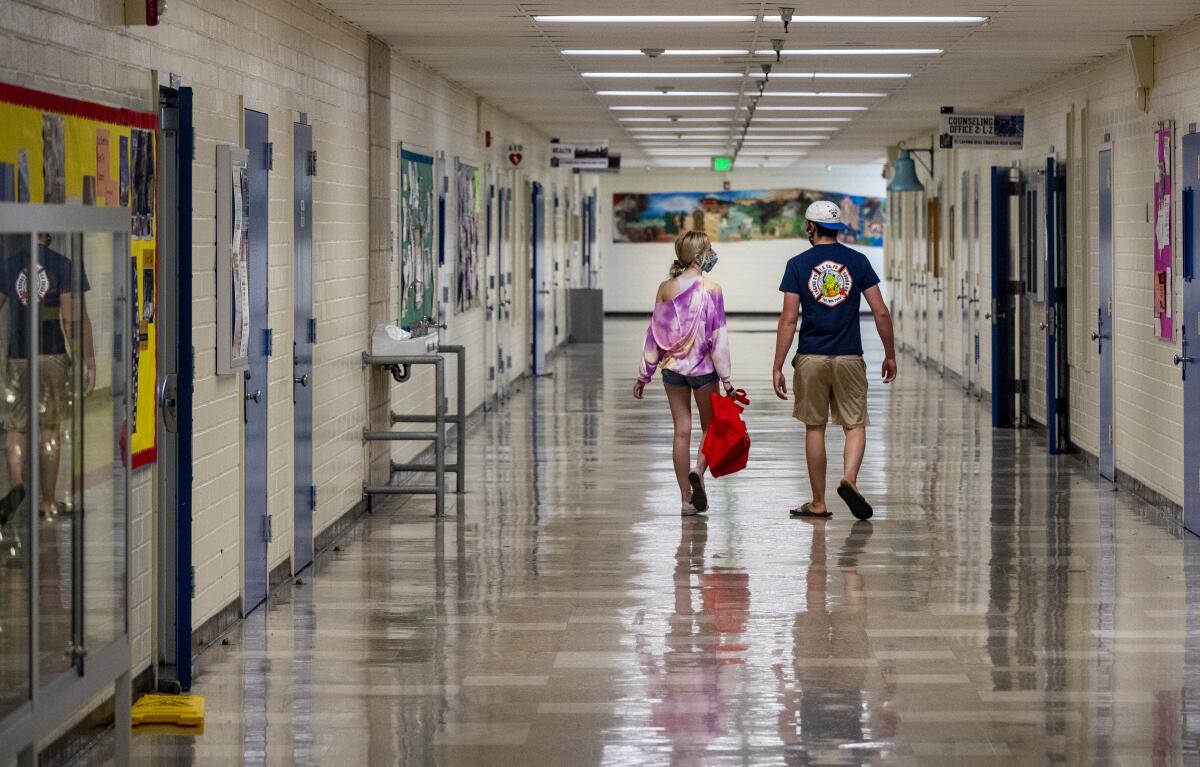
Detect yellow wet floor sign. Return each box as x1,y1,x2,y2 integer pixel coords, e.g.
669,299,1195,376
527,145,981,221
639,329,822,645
131,694,205,727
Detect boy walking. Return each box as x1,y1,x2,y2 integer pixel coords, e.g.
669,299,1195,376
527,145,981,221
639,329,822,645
772,201,896,520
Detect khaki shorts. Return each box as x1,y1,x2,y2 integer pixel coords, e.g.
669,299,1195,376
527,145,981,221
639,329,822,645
792,354,869,428
6,354,70,432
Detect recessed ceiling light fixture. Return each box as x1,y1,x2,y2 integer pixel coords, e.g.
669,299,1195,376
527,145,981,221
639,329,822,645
536,15,757,23
762,14,985,23
618,117,741,122
756,48,943,55
584,72,742,78
750,117,853,122
599,90,885,98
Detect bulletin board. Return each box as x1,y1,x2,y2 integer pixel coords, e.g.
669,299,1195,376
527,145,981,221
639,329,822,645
0,83,158,468
1154,123,1174,340
399,147,435,329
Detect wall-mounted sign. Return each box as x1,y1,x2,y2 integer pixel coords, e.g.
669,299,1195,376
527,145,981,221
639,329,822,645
1154,122,1174,339
712,156,733,172
216,145,251,374
550,139,608,170
507,143,523,167
938,107,1025,149
587,153,620,175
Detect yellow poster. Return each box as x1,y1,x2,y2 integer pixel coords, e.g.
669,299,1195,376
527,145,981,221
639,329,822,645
0,83,158,468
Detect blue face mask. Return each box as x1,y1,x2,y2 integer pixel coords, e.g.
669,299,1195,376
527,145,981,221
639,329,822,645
701,252,719,272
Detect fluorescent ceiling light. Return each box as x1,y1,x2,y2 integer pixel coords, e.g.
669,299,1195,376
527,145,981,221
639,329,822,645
753,73,911,79
536,15,756,22
746,127,840,132
610,106,745,111
563,49,750,55
758,48,943,55
586,72,909,79
755,106,868,111
618,117,740,122
597,90,741,97
762,91,888,98
601,90,884,98
583,72,741,78
750,117,853,122
630,127,733,132
739,137,827,141
763,15,985,23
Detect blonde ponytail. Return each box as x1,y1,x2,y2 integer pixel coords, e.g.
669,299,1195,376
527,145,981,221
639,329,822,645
671,230,710,278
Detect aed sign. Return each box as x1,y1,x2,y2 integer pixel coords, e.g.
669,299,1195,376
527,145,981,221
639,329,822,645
507,144,523,167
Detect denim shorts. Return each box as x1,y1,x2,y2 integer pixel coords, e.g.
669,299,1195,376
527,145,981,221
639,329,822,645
662,370,720,390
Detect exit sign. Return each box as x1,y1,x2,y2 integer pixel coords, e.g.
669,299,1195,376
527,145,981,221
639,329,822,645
711,156,732,172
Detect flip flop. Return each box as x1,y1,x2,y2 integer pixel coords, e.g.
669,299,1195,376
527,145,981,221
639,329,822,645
837,480,873,521
688,472,708,512
790,502,832,519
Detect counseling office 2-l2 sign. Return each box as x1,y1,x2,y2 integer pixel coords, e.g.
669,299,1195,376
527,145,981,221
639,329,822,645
938,107,1025,149
0,82,159,468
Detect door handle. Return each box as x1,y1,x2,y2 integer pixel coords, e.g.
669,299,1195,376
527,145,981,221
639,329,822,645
245,389,262,403
1174,354,1194,366
294,374,309,387
1091,330,1106,342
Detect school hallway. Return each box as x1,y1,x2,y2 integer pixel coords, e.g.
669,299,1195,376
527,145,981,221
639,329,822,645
69,318,1194,766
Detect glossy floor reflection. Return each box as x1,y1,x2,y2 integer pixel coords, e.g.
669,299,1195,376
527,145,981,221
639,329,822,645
90,318,1200,766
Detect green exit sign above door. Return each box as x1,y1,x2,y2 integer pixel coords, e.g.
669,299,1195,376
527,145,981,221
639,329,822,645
711,156,732,172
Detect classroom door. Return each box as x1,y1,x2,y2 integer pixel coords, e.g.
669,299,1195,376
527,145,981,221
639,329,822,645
1044,156,1069,453
292,120,314,574
531,181,547,376
1096,147,1116,480
1179,131,1200,532
156,86,195,689
991,166,1018,427
485,173,498,404
959,172,972,387
243,108,270,614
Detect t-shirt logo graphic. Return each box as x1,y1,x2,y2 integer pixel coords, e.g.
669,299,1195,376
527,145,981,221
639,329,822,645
15,266,50,306
808,260,852,307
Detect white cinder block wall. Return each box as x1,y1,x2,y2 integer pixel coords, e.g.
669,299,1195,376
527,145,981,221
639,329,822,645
599,167,887,314
0,0,596,698
890,15,1200,511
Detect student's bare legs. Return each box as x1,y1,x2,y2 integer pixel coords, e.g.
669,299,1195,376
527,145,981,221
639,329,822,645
842,426,866,488
665,383,694,503
692,382,718,478
805,424,828,513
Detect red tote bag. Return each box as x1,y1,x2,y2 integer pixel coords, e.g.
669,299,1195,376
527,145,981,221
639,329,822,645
702,389,751,478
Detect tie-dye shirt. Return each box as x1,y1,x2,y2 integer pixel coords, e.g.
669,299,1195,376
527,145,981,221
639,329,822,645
637,276,732,384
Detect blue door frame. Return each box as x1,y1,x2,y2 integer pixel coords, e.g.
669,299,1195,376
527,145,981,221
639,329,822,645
991,167,1017,428
531,181,546,375
292,121,314,574
243,109,270,614
1097,147,1115,480
1045,156,1069,453
172,87,195,689
1181,130,1200,533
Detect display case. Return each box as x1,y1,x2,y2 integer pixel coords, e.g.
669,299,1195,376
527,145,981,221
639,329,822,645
0,204,133,764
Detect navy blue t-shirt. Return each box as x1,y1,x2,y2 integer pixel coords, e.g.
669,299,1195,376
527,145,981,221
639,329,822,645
0,245,90,359
779,242,880,356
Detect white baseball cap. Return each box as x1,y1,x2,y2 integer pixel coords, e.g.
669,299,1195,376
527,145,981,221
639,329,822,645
804,200,846,230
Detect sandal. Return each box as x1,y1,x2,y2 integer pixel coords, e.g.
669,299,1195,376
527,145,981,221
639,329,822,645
837,480,873,521
688,471,708,512
790,502,832,519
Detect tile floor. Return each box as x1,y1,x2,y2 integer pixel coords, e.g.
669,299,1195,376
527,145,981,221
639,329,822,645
82,319,1200,765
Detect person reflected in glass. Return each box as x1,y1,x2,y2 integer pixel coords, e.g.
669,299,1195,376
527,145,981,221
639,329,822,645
0,233,94,519
633,231,735,516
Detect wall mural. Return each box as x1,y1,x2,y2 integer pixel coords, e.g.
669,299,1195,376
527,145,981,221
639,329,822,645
0,82,158,469
612,187,885,247
455,160,481,311
399,148,435,329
